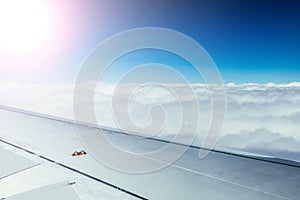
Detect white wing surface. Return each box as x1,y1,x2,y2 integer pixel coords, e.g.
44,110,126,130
0,105,299,199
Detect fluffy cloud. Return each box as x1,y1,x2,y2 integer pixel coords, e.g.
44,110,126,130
223,82,300,139
218,129,300,161
0,82,74,118
0,82,299,161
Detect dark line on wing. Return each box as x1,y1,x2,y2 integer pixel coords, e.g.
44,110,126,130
0,164,40,180
1,104,300,169
0,138,148,200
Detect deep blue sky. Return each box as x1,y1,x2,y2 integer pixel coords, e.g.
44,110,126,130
1,0,299,84
89,0,300,83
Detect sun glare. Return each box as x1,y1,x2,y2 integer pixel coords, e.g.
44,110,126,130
0,0,52,54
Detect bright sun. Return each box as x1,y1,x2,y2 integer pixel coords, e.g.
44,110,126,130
0,0,52,54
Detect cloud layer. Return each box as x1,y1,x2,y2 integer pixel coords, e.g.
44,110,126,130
0,82,299,161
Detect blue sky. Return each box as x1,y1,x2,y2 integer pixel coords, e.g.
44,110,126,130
0,0,300,161
1,0,300,84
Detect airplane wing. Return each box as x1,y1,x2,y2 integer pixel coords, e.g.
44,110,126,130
0,105,299,200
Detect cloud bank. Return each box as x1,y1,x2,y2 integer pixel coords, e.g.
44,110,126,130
0,82,299,161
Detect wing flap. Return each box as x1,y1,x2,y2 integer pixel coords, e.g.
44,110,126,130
5,182,80,200
0,147,38,179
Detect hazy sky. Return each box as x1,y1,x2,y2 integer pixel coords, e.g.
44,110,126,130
1,0,300,84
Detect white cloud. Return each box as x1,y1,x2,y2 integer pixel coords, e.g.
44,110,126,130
218,128,300,161
223,82,300,139
0,82,74,119
0,82,299,161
